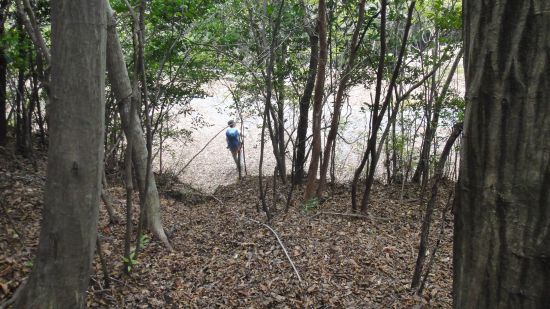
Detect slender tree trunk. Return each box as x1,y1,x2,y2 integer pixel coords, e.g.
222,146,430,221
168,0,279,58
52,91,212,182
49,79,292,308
105,3,170,249
303,0,327,201
317,0,366,196
264,0,286,184
351,0,387,211
14,1,106,307
294,30,318,184
359,0,415,212
413,47,463,184
413,31,439,184
15,35,25,153
0,0,8,146
134,0,155,256
454,1,550,307
30,55,42,145
411,122,462,290
275,42,287,181
22,52,37,157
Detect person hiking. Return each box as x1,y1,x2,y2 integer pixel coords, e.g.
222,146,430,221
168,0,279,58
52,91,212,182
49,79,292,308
226,120,242,178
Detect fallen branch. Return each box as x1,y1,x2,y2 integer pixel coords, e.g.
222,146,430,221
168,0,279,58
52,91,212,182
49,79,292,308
175,126,227,177
211,195,303,283
311,211,368,219
239,215,303,283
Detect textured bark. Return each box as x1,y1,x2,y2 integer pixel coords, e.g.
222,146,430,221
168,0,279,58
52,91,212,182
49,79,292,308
303,0,327,201
294,30,318,184
14,0,106,307
454,1,550,307
105,3,170,249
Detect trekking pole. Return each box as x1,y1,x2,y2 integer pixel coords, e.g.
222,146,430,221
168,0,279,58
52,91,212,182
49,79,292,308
175,126,226,177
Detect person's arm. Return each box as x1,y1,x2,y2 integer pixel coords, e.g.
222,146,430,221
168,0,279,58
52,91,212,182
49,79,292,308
226,131,229,148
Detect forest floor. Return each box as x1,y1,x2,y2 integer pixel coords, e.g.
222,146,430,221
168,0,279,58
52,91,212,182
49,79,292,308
0,147,454,308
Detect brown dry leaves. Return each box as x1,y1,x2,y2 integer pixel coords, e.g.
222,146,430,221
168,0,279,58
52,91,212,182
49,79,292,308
1,150,454,308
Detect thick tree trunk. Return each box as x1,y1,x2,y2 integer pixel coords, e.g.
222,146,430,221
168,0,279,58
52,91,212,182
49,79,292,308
105,3,170,249
294,31,318,184
454,1,550,307
14,1,106,307
303,0,327,201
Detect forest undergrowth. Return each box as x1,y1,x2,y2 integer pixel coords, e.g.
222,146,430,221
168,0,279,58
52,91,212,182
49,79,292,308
0,147,454,308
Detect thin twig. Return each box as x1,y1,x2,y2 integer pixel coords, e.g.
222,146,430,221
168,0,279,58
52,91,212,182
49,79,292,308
239,215,303,283
211,195,303,283
311,211,369,219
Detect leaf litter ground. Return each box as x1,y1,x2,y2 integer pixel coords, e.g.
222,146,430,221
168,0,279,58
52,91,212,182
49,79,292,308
1,151,453,308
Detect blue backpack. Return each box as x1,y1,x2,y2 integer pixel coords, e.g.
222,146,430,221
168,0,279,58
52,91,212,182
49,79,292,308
226,128,240,149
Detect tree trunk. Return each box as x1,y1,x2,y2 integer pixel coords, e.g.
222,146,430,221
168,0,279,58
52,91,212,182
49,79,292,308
413,47,463,185
411,122,462,290
14,0,106,307
454,1,550,307
303,0,327,201
294,30,318,184
275,43,287,182
105,3,170,249
15,63,25,152
317,0,366,196
0,0,8,146
350,0,387,212
264,0,286,185
359,0,415,212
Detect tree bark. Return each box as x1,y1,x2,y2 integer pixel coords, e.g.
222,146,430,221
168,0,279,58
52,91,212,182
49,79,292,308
0,0,8,146
105,3,170,249
454,1,550,307
275,42,287,182
303,0,327,201
317,0,366,196
411,122,462,290
15,67,25,153
14,0,106,307
413,47,463,184
359,0,415,212
351,0,387,212
294,29,318,184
